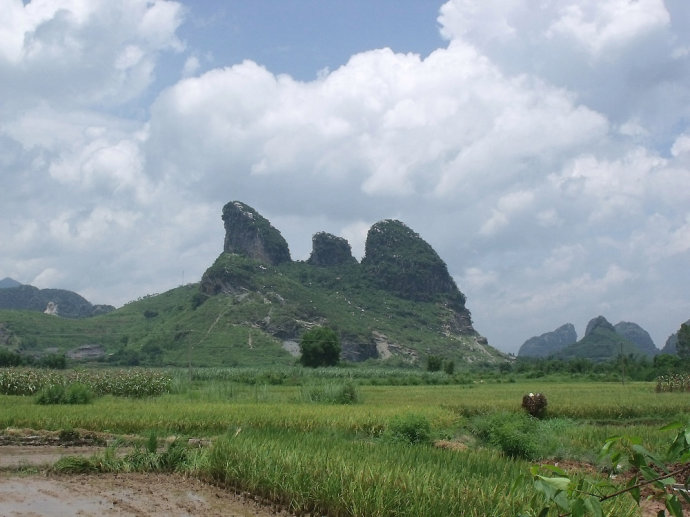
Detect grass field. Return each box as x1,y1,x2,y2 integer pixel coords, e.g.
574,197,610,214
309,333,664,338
1,370,687,516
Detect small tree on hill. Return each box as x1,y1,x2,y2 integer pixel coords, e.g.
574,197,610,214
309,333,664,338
299,326,341,367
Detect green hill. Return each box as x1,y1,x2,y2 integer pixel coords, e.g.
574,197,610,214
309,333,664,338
0,202,506,368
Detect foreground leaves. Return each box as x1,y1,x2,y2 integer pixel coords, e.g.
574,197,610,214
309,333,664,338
523,420,690,516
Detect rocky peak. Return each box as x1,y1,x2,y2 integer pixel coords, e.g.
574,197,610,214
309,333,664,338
222,201,291,265
585,316,615,337
307,232,357,266
518,323,577,357
361,219,463,304
614,321,658,356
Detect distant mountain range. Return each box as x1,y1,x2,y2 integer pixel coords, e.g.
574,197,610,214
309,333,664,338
518,315,684,360
0,278,114,318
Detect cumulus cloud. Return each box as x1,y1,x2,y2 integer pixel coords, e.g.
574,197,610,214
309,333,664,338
1,0,689,353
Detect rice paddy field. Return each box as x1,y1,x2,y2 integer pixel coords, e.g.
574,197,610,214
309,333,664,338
1,367,688,516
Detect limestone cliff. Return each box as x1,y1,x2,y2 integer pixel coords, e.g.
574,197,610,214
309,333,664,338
222,201,291,265
307,232,357,266
361,220,464,305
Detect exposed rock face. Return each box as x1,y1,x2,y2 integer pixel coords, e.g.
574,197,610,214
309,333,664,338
614,321,658,356
222,201,290,265
585,316,616,337
44,302,58,316
518,323,577,358
307,232,357,266
361,220,464,305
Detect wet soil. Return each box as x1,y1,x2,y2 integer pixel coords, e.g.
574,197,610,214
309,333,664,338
0,429,291,516
0,472,288,517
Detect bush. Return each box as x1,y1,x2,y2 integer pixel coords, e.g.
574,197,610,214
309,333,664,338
65,382,94,404
35,382,93,405
299,327,341,367
426,355,442,372
521,392,548,418
387,414,431,445
36,384,67,404
0,349,21,367
471,412,540,459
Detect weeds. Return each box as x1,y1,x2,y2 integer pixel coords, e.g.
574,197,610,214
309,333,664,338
36,383,94,405
387,413,432,445
470,412,541,459
298,382,360,404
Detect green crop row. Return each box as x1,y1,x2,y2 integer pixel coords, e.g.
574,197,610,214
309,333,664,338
0,367,171,397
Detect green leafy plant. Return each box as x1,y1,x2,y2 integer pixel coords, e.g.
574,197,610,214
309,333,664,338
524,420,690,516
426,355,443,372
299,326,341,367
471,411,540,459
387,413,431,445
35,382,94,404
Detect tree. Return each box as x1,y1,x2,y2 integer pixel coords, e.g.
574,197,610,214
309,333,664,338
299,326,341,367
425,355,442,372
677,322,690,359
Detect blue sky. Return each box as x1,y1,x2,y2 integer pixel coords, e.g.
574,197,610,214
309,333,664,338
1,0,689,354
179,1,444,79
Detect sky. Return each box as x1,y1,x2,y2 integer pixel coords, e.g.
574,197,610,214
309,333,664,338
1,0,689,354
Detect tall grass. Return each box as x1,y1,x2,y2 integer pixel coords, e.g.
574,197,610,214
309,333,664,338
205,428,639,517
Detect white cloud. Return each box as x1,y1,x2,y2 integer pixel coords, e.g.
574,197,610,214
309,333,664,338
545,0,670,56
0,0,184,107
1,0,689,354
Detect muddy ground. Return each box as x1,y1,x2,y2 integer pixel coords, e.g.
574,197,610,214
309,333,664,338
0,471,289,517
0,429,292,517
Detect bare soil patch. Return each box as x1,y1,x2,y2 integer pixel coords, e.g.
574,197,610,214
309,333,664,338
0,472,289,516
0,429,292,517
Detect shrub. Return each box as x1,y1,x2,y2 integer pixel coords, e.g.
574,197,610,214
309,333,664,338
521,392,548,418
426,355,442,372
36,382,93,404
471,412,540,459
299,327,341,367
387,414,431,445
0,349,22,367
38,353,66,369
36,384,67,404
65,382,94,404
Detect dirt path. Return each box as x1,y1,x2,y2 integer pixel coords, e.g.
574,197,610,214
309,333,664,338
0,472,288,516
